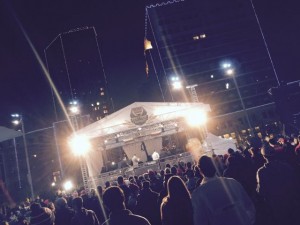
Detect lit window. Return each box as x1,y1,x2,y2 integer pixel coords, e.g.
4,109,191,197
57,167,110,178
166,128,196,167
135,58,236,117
226,83,230,89
100,92,105,96
100,88,104,91
193,35,200,40
103,110,108,114
94,107,97,111
200,34,206,39
91,104,94,106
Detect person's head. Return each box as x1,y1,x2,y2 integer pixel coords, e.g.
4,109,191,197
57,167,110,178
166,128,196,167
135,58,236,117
160,169,165,177
30,203,42,214
186,162,192,169
166,164,171,168
142,181,150,190
129,183,139,195
105,181,110,188
167,176,190,200
72,197,83,211
261,145,276,161
103,186,125,212
55,197,67,210
148,170,155,179
117,176,124,185
90,188,96,196
186,170,194,179
228,148,235,155
198,155,216,178
171,166,177,175
48,202,55,211
165,168,171,174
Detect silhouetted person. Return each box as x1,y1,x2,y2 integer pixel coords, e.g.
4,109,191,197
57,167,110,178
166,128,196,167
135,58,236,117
192,155,255,225
136,181,160,225
54,197,74,225
161,176,193,225
256,145,300,225
71,197,99,225
29,203,54,225
102,186,150,225
117,176,131,207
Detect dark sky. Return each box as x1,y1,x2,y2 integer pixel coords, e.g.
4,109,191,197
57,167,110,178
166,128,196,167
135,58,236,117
0,0,299,130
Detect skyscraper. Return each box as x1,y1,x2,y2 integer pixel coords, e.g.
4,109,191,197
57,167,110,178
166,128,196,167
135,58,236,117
145,0,280,137
45,27,110,122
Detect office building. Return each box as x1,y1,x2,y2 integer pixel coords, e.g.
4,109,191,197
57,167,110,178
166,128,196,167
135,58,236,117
45,27,110,122
145,0,280,138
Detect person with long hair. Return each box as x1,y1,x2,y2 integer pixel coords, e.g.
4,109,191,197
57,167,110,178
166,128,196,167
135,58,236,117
161,176,193,225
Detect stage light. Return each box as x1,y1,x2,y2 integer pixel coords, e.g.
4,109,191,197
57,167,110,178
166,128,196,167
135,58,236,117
51,182,56,187
68,135,91,156
69,106,79,114
12,120,20,125
226,69,234,75
63,180,73,191
185,109,207,126
172,81,183,90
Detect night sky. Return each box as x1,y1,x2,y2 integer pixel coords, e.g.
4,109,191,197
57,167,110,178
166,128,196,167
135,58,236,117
0,0,299,130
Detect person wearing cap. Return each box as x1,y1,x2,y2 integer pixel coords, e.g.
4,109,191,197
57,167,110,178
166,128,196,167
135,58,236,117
256,145,299,225
102,186,150,225
192,155,255,225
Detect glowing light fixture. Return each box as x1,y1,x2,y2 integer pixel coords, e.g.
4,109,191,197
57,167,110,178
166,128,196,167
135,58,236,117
70,106,79,114
226,69,234,75
185,109,207,126
68,135,91,156
63,180,73,191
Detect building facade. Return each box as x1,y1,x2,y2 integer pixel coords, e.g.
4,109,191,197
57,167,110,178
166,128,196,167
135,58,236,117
46,27,110,122
145,0,280,138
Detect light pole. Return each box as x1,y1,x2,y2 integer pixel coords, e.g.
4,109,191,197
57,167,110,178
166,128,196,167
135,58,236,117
68,102,90,189
11,114,34,199
223,63,254,136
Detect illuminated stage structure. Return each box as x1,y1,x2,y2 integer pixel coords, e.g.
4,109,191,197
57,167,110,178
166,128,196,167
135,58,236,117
71,102,211,188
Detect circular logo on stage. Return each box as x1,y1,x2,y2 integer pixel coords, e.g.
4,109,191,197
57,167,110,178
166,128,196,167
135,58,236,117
130,107,148,125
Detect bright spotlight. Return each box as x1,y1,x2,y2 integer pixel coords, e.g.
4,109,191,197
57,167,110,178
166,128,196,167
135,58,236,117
172,81,183,90
69,135,91,156
185,109,207,126
226,69,234,75
51,182,56,187
226,83,230,89
63,180,73,191
69,106,79,114
12,120,20,125
222,63,231,68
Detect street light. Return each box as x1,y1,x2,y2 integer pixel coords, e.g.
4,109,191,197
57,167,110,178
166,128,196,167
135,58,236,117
222,63,254,136
11,114,34,199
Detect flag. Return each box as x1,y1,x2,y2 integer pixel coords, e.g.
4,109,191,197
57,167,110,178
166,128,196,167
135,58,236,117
144,38,152,78
144,38,153,52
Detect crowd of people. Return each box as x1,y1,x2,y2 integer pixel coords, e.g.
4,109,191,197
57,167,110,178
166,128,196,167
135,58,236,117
1,134,300,225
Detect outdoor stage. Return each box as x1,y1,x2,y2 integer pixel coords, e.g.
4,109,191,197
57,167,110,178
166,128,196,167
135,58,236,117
70,102,236,188
87,151,194,187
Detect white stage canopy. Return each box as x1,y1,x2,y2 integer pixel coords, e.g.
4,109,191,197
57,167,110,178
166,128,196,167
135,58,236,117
0,126,23,142
75,102,211,140
204,133,237,155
